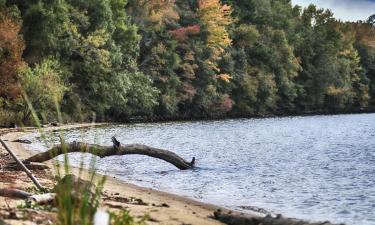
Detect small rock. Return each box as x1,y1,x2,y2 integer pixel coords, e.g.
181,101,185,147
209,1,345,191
160,203,170,208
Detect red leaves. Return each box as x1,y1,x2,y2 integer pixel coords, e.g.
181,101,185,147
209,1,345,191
169,25,200,41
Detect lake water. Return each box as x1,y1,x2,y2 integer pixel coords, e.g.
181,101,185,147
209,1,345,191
26,114,375,225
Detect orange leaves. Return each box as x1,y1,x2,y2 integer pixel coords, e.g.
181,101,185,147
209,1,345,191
351,22,375,48
0,9,26,99
216,74,233,83
169,25,200,41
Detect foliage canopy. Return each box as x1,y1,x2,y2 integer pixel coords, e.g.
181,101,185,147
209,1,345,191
0,0,375,124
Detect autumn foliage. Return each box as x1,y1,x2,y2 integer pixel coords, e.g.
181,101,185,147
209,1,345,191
169,25,200,41
198,0,232,49
129,0,179,29
350,22,375,48
1,1,375,123
0,8,25,99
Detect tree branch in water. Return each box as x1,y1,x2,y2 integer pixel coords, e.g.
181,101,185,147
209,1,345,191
25,137,195,170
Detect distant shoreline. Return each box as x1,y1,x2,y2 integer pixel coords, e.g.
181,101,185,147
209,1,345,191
105,110,375,125
2,109,374,129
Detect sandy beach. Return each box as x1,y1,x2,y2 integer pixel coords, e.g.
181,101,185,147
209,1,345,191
0,124,341,225
0,124,246,225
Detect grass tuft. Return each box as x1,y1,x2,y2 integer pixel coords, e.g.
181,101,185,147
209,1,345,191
23,93,143,225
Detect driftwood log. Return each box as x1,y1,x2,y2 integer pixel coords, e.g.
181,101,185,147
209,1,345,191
0,188,56,205
27,193,56,205
0,188,32,199
213,209,340,225
25,137,195,170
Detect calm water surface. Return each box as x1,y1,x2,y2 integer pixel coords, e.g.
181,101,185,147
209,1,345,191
27,114,375,225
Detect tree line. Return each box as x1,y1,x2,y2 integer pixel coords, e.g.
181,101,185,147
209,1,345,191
0,0,374,125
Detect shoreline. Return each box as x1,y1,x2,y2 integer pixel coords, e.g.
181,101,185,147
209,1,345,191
0,123,340,225
0,124,256,225
104,109,375,124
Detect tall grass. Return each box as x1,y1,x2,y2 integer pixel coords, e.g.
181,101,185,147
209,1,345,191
0,108,22,127
25,95,144,225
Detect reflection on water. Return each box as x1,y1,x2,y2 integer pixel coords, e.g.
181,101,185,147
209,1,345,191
26,113,375,225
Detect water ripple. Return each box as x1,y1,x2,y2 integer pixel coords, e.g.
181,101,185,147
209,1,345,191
25,113,375,225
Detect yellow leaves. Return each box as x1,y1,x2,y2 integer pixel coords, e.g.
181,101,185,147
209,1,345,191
79,29,111,68
149,1,179,24
197,0,234,84
183,51,195,61
327,85,349,96
96,49,111,68
339,49,352,57
137,0,179,29
206,59,234,83
198,0,233,49
21,59,67,106
216,74,232,83
205,60,220,72
86,29,109,48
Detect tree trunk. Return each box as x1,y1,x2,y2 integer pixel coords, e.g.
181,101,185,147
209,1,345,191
27,193,56,205
213,209,337,225
0,188,32,199
0,138,45,191
24,138,195,170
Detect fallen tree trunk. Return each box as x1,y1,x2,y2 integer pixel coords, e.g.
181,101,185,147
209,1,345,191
25,137,195,170
0,189,56,205
213,209,338,225
0,188,32,199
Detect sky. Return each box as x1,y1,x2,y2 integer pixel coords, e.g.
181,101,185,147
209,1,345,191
291,0,375,22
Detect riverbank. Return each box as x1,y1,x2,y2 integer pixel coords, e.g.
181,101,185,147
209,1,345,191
101,107,375,124
0,124,246,225
0,123,342,225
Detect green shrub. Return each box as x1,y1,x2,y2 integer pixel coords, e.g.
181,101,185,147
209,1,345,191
18,59,68,124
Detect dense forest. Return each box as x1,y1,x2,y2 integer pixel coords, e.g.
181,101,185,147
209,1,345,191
0,0,374,124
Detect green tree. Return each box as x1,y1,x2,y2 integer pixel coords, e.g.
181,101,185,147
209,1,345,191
19,59,67,122
295,5,368,112
8,0,158,120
